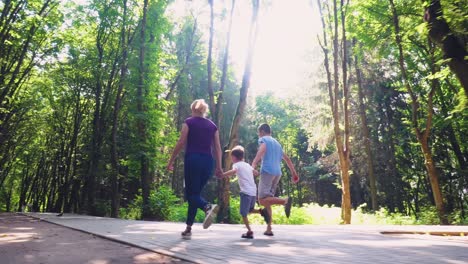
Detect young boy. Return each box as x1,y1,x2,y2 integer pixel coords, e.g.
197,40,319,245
252,123,299,237
220,145,270,239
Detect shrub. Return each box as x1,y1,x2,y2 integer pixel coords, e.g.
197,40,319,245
119,186,179,221
93,199,110,217
168,202,205,223
146,185,179,221
120,194,143,220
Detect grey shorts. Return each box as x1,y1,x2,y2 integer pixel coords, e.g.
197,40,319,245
258,173,280,199
240,192,257,217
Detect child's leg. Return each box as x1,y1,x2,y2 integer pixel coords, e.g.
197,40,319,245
259,196,287,207
265,205,273,232
242,216,251,232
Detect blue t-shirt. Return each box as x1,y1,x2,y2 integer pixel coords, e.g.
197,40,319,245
258,136,283,176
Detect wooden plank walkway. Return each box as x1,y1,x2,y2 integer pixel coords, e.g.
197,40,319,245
25,213,468,264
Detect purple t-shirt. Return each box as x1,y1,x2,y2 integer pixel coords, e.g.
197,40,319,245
185,117,218,155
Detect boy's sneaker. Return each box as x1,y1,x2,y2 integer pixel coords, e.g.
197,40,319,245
284,197,292,218
259,208,270,224
241,231,254,239
203,204,219,229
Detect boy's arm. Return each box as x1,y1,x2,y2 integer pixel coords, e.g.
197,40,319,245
282,153,299,183
220,169,237,178
251,143,266,169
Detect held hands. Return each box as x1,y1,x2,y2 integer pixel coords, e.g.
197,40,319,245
253,169,260,176
167,160,174,171
215,167,224,179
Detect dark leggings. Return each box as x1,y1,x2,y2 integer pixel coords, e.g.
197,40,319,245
184,153,214,226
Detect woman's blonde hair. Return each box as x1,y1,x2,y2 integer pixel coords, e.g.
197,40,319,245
190,99,209,116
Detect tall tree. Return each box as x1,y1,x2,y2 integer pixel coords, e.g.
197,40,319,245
214,0,236,126
206,0,216,115
137,0,151,219
219,0,260,222
389,0,447,224
318,0,352,223
424,0,468,97
353,43,378,211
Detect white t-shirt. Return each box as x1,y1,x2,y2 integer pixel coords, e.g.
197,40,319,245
232,161,257,196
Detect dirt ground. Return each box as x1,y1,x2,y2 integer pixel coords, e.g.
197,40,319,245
0,213,189,264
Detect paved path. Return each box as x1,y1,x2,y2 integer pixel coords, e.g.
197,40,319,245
26,213,468,264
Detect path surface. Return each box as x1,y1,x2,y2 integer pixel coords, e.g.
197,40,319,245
0,213,187,264
17,213,468,263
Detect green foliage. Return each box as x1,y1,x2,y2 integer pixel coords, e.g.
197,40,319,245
120,186,179,221
168,203,205,223
93,200,111,217
120,195,143,220
147,186,180,220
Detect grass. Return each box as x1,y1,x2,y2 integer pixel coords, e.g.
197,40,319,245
119,196,468,225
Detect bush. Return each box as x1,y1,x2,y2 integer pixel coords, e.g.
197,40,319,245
168,202,205,223
119,186,179,221
146,185,179,220
120,192,462,225
93,199,111,217
120,195,142,220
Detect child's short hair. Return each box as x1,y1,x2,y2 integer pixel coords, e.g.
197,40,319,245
230,145,244,160
258,123,271,134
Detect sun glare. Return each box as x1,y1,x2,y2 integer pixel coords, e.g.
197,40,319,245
231,0,323,98
168,0,323,98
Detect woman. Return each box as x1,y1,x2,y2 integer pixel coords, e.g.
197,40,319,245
167,99,222,237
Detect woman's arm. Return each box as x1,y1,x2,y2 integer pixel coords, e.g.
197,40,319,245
167,123,189,171
213,130,222,175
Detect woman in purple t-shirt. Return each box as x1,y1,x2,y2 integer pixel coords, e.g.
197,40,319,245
167,99,222,238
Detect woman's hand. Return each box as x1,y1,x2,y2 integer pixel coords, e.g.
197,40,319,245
215,167,224,178
167,160,174,171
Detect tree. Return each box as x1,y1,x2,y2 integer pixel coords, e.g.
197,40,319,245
424,0,468,98
317,0,352,224
389,0,447,224
219,0,260,222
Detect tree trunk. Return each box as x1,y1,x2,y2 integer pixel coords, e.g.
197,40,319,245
206,0,216,116
110,0,129,218
214,0,236,126
138,0,151,219
218,0,259,223
317,0,351,223
354,49,378,211
424,0,468,97
389,0,447,224
339,0,351,224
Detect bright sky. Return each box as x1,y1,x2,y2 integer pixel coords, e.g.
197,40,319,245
230,0,323,98
72,0,323,98
167,0,323,99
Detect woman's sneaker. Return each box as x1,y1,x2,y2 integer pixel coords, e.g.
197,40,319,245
181,227,192,239
203,204,218,229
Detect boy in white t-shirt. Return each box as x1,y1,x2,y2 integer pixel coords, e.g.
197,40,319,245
220,145,270,239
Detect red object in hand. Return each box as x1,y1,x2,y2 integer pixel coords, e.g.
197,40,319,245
292,174,299,183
